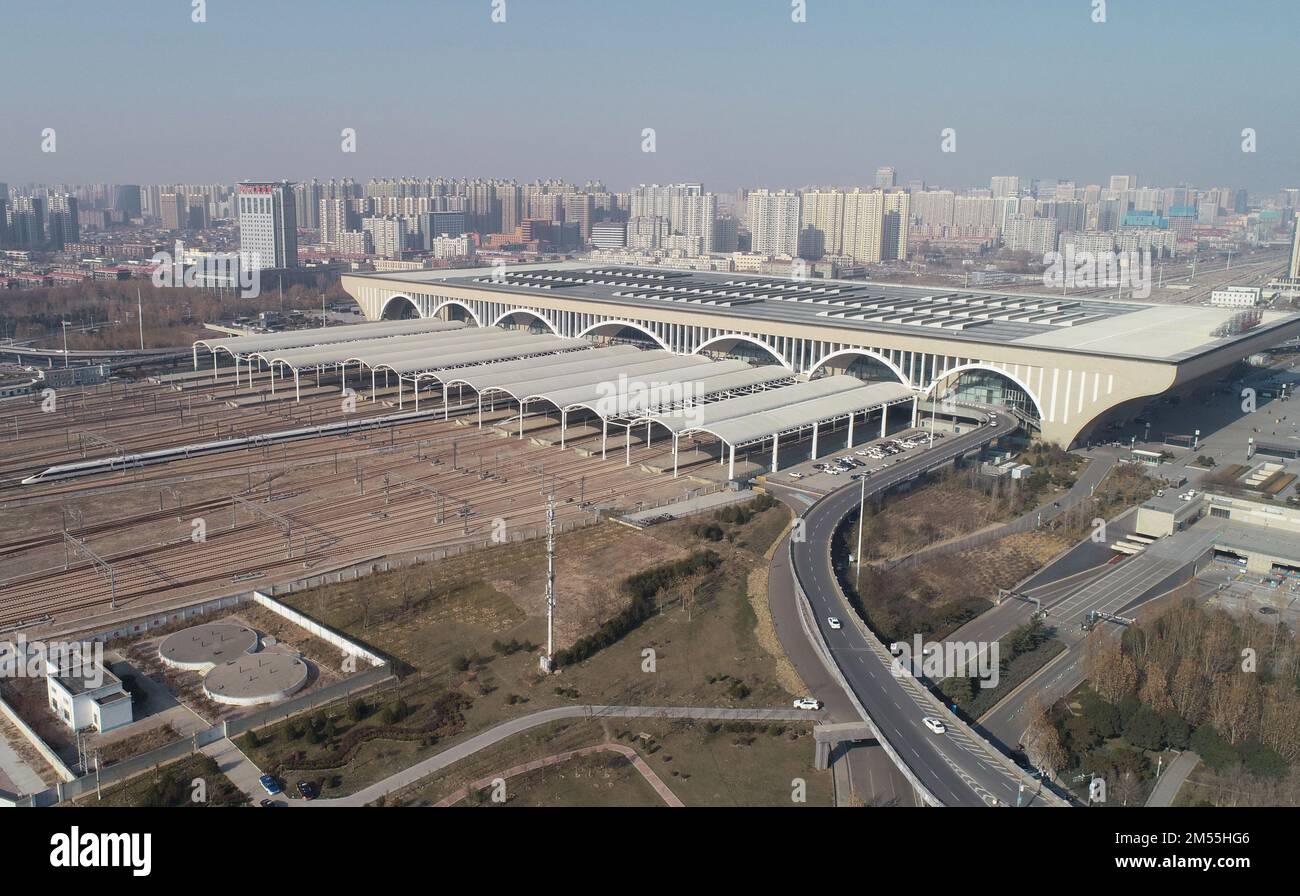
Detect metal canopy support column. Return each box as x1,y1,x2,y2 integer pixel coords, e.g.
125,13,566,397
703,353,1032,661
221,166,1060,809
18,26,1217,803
911,395,919,427
847,410,855,449
477,394,483,428
728,443,736,481
672,433,679,478
560,409,567,448
771,431,780,473
601,418,608,459
519,399,526,438
295,370,300,402
881,403,889,437
811,421,819,460
625,423,632,466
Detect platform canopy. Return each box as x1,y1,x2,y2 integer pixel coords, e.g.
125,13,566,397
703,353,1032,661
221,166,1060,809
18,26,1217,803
193,317,464,361
259,327,572,373
650,376,914,448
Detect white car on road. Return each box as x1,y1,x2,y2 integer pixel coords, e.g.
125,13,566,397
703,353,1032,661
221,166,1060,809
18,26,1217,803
922,717,947,735
827,617,842,630
793,697,823,711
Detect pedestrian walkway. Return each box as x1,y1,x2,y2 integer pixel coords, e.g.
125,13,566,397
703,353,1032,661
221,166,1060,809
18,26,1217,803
433,743,684,807
212,704,817,807
1145,751,1200,807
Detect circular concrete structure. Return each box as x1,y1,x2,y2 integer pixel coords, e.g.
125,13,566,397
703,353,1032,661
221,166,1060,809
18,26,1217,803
158,623,259,672
203,653,309,706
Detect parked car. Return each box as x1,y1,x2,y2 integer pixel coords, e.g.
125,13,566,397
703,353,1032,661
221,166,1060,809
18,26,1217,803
793,697,823,711
296,780,318,800
259,774,282,796
788,471,804,479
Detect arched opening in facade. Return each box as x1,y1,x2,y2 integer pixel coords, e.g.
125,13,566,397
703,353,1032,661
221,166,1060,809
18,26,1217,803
492,309,558,336
808,349,909,386
379,295,419,320
432,300,481,327
693,334,788,368
927,364,1043,424
578,321,668,351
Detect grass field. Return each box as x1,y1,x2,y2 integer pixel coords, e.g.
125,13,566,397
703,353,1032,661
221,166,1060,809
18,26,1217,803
239,498,799,796
389,716,831,808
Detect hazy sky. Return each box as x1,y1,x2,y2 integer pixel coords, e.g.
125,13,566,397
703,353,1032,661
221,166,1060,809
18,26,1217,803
4,0,1297,192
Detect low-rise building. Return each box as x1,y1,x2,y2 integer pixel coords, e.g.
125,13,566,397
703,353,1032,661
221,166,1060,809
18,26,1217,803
46,662,133,733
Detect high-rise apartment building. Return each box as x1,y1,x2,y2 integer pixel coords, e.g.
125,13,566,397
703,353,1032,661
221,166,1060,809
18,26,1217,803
46,194,79,249
799,189,846,258
160,192,187,231
237,181,298,271
990,176,1020,198
746,189,800,257
563,193,594,242
8,196,45,247
362,216,407,260
1004,215,1058,254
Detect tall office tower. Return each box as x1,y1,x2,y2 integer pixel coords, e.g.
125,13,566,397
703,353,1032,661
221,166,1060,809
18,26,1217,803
418,211,467,249
362,216,406,260
874,166,897,188
563,193,594,242
294,180,323,230
990,176,1020,198
1234,189,1249,214
237,181,298,271
746,189,801,256
0,183,8,245
1109,175,1136,192
498,183,522,235
1289,213,1300,280
678,191,717,253
160,192,187,230
45,192,79,248
113,184,142,219
799,189,844,258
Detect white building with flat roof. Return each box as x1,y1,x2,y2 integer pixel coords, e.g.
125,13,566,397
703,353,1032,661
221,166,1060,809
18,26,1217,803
1210,286,1264,308
47,662,133,733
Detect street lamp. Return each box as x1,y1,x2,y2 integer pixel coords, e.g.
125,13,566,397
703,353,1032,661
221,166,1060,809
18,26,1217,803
60,320,71,368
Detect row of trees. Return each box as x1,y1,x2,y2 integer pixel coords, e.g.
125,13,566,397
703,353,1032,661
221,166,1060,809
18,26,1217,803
1084,598,1300,761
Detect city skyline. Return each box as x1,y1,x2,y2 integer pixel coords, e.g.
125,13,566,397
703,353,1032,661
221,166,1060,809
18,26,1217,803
3,0,1297,191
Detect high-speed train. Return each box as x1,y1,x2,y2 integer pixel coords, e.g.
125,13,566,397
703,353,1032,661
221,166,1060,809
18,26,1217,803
20,409,443,485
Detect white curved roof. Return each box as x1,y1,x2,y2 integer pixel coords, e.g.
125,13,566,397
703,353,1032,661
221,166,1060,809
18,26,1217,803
654,376,913,447
263,327,547,370
432,345,642,390
375,334,590,376
193,318,463,357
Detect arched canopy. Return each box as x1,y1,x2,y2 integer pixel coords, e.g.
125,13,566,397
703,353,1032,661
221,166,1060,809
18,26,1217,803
430,299,482,326
808,348,910,387
693,333,790,369
578,320,670,351
379,294,420,320
491,308,560,335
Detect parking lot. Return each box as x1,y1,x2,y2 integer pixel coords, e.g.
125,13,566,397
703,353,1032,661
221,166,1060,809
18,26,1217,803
772,417,998,494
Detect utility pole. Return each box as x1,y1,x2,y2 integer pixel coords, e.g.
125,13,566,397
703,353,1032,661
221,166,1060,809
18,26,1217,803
137,288,145,351
541,494,557,674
